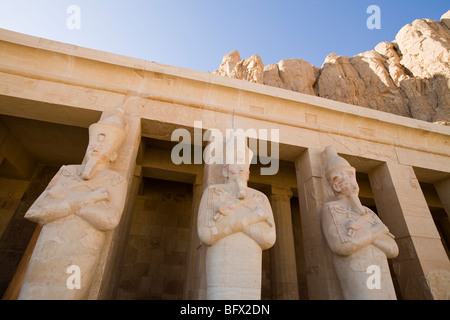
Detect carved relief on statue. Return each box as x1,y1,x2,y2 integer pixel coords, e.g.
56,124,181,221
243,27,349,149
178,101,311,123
321,145,399,299
18,107,129,300
197,130,276,300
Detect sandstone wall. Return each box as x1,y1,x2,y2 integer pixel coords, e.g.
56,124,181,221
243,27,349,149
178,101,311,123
214,11,450,123
115,178,193,300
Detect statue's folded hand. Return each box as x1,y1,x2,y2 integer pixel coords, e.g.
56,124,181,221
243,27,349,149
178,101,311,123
370,222,389,236
217,204,233,216
47,184,70,199
76,187,109,207
346,221,363,231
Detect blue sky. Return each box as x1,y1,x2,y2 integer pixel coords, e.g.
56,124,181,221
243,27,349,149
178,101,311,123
0,1,448,72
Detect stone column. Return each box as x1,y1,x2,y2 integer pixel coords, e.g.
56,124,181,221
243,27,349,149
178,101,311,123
102,165,143,299
88,113,142,299
369,162,450,300
435,178,450,217
294,148,342,300
192,129,226,299
269,185,299,299
184,179,203,299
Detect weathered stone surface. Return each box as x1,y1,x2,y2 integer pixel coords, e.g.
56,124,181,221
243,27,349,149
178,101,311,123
394,15,450,121
316,53,365,107
316,51,411,117
197,130,276,299
264,59,319,95
400,75,450,122
374,41,409,87
321,145,399,299
213,50,264,84
396,17,450,79
214,12,450,122
213,49,241,79
18,108,130,300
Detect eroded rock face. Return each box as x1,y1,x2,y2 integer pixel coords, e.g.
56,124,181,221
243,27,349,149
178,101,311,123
213,10,450,122
213,50,264,84
394,16,450,121
264,58,319,95
316,53,364,108
396,17,450,79
316,50,411,117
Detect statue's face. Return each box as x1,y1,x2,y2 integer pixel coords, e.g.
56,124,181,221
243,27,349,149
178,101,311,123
226,163,250,179
86,132,116,164
82,131,118,179
331,167,359,196
224,163,250,199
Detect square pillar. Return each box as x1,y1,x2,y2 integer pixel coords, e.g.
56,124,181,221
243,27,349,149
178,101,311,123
184,180,203,299
269,185,299,299
191,129,226,300
369,162,450,300
294,148,343,300
88,114,142,299
104,166,143,299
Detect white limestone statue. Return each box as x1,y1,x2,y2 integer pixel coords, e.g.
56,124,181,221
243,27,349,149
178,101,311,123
321,145,399,299
18,107,128,300
197,131,276,300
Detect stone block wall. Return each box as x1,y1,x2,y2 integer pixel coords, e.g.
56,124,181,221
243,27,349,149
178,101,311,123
0,178,29,239
115,178,193,299
0,165,59,298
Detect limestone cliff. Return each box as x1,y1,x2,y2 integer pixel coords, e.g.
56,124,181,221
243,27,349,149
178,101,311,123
213,50,264,84
214,11,450,123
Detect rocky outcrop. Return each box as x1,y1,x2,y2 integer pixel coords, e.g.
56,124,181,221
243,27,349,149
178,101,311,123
264,59,319,96
316,49,411,117
213,50,264,84
394,13,450,121
213,11,450,122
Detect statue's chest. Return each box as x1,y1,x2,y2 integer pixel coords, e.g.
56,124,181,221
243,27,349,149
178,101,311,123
55,166,118,192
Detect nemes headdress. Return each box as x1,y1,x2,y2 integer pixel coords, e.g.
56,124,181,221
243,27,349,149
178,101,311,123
225,129,254,166
88,107,127,153
324,145,353,182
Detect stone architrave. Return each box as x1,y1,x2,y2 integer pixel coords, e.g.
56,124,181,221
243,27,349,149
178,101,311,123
321,146,399,300
18,107,129,300
197,130,276,300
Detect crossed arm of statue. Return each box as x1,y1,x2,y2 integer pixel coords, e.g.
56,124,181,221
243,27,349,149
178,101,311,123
26,183,109,224
371,225,399,258
345,212,398,258
214,196,273,226
25,170,127,231
198,187,276,249
322,205,398,258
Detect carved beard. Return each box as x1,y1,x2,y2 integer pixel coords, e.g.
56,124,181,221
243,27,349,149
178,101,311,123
237,178,246,199
82,157,101,180
348,193,364,215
